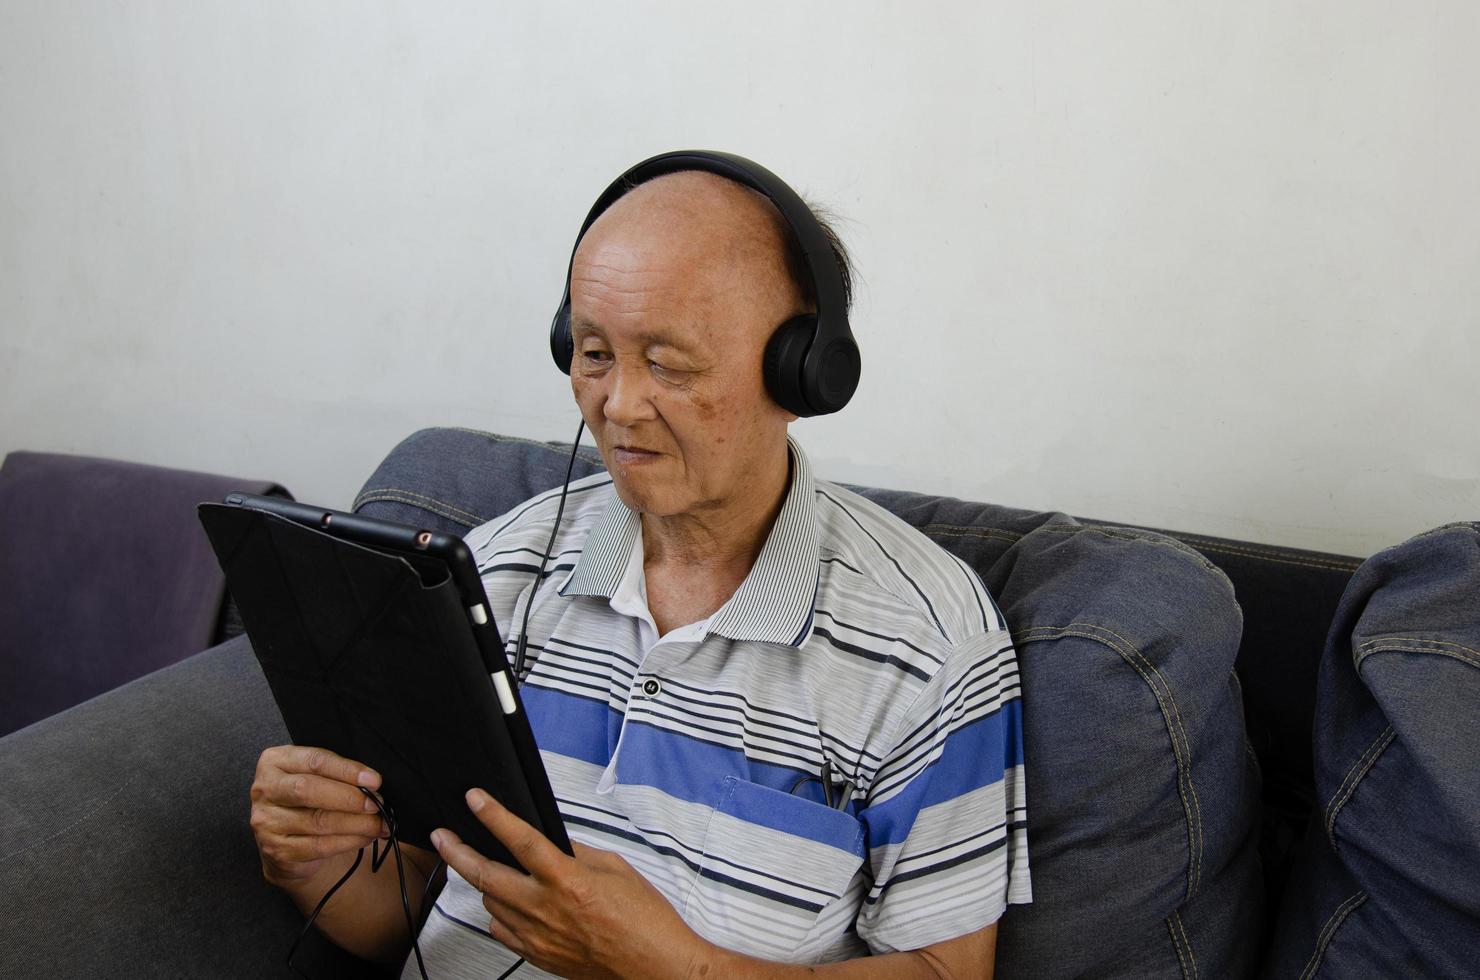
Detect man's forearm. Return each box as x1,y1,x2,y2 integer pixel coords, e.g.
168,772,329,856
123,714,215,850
676,923,996,980
275,844,440,967
685,946,978,980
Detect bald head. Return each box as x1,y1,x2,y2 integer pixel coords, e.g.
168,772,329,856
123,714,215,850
571,171,807,344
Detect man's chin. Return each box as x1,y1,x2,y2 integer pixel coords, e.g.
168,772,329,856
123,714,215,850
608,475,681,519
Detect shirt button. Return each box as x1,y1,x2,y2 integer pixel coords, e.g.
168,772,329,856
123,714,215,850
641,678,662,698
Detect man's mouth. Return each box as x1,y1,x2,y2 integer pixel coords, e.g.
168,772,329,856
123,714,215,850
612,444,661,460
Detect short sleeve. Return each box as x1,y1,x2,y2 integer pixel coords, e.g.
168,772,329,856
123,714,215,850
854,628,1032,953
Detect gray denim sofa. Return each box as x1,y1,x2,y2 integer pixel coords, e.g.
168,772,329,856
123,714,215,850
2,428,1474,978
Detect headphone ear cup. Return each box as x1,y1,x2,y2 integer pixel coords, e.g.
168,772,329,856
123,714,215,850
763,316,817,417
550,302,575,374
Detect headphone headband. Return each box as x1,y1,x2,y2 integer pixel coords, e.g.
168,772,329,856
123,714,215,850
549,150,859,416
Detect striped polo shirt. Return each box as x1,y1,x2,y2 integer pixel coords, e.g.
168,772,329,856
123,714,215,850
407,438,1031,977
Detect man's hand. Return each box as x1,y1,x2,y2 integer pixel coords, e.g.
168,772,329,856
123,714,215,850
433,788,999,980
431,788,704,980
248,745,388,886
247,746,442,966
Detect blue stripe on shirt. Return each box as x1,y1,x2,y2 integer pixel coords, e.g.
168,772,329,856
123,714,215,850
614,719,817,803
523,686,833,817
522,684,621,766
862,699,1024,848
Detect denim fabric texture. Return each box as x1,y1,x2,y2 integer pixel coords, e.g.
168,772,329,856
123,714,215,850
1265,521,1480,979
358,429,1265,978
352,428,605,533
984,524,1263,978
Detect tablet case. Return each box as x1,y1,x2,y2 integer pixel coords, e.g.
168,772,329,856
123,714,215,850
199,502,567,868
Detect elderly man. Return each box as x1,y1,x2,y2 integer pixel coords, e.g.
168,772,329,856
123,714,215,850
249,155,1030,978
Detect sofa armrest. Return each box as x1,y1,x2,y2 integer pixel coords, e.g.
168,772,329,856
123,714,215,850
0,637,385,978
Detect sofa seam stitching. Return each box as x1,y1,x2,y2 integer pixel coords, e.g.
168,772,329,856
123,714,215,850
352,486,486,522
445,428,605,466
1166,916,1190,980
1034,524,1226,579
1168,909,1198,980
1353,638,1480,671
1362,647,1480,671
1356,635,1480,652
1324,727,1385,834
1129,529,1363,569
1324,725,1396,851
1095,620,1206,895
1184,546,1360,572
0,773,140,862
1016,622,1203,897
353,489,487,527
1150,537,1361,570
1299,889,1367,980
1177,909,1199,980
919,525,1024,543
919,522,1361,571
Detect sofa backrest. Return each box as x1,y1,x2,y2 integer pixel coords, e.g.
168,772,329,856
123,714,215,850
353,427,1364,953
353,427,1360,807
0,426,1370,980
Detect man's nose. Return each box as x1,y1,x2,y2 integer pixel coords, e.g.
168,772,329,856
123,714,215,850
603,363,658,424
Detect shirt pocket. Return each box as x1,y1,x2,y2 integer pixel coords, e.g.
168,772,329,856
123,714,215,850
683,775,867,961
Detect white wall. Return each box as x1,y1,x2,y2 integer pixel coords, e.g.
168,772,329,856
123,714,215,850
3,1,1476,558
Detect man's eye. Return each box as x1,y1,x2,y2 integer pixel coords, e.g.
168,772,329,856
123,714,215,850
581,350,612,365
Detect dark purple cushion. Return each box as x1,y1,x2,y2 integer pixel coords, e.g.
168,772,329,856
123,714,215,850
0,451,286,735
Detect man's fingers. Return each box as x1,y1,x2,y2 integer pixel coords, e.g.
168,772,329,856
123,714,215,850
429,828,488,890
430,827,525,901
464,788,565,879
482,906,523,955
481,891,538,954
268,807,388,840
568,841,623,867
268,772,380,814
273,745,380,790
249,746,387,883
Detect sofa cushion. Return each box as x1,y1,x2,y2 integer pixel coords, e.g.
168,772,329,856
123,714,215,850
0,451,287,736
984,523,1262,978
1266,521,1480,979
357,428,1263,977
0,636,382,978
353,428,604,534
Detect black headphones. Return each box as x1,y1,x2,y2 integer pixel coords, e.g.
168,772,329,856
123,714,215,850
548,150,861,417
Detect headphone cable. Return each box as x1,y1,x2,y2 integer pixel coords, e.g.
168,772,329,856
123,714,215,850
286,789,429,979
496,418,586,978
513,420,587,680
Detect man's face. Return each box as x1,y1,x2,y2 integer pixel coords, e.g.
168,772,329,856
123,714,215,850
566,176,800,521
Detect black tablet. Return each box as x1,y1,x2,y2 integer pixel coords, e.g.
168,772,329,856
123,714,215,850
199,495,570,867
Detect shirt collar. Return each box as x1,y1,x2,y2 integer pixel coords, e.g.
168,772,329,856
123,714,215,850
559,436,820,648
558,490,640,600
